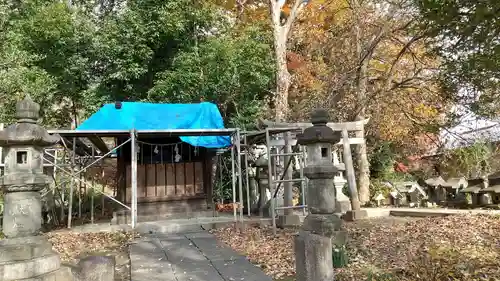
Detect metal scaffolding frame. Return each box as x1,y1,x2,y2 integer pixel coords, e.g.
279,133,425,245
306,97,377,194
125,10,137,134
241,127,308,233
253,118,369,234
32,128,246,229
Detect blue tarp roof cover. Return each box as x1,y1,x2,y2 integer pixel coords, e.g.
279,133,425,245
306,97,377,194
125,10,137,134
76,102,231,148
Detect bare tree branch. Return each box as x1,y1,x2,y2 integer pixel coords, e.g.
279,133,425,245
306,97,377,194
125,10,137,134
283,0,305,40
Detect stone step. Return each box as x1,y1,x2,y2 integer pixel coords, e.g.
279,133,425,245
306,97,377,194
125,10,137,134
112,210,215,225
0,252,61,281
18,266,73,281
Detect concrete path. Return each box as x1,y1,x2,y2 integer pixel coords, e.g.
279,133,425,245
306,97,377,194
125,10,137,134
129,229,273,281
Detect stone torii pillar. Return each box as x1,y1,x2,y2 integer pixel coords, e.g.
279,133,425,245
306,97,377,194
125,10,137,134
294,109,345,281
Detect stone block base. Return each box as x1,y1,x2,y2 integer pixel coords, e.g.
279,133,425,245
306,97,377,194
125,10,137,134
0,236,62,281
277,214,301,228
0,252,61,281
343,209,368,221
0,235,116,281
74,256,115,281
294,230,334,281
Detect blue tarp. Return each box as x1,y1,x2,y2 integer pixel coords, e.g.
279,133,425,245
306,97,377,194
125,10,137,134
76,102,231,148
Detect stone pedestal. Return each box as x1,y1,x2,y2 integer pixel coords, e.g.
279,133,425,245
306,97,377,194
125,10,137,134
3,191,43,238
343,209,368,221
295,231,334,281
0,236,66,281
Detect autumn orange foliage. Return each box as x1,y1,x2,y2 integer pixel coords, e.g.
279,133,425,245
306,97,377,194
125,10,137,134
215,202,240,212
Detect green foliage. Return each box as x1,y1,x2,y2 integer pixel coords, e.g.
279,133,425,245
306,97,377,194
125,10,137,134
0,1,95,127
333,245,349,268
440,141,496,178
0,0,274,129
416,0,500,118
370,179,392,199
370,142,397,179
148,24,275,128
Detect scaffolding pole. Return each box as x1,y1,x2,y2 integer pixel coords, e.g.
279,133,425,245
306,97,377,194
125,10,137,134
265,128,276,235
243,134,251,217
235,129,244,227
300,146,307,216
91,146,95,224
231,142,237,223
67,138,76,229
42,156,130,210
44,138,132,229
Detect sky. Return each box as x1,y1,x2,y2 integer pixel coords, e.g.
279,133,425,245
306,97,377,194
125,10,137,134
439,105,500,150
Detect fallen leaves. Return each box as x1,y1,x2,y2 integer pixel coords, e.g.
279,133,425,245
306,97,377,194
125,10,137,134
212,225,298,279
212,215,500,280
45,230,138,263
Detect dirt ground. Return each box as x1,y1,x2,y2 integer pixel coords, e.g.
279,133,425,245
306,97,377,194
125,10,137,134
212,215,500,281
46,231,138,281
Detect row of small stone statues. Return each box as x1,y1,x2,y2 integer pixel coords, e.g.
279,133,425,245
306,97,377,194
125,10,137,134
375,175,500,208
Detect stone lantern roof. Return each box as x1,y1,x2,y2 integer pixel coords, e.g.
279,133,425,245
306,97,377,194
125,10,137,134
0,96,60,146
297,109,341,145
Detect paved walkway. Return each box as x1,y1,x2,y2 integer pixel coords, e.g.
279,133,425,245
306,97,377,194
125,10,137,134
129,229,273,281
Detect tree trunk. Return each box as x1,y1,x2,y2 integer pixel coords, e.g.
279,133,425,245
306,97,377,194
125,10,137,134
352,0,371,204
354,61,371,205
269,0,303,122
274,38,291,122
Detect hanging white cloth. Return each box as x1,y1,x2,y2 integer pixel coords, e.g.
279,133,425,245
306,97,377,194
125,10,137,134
174,144,182,162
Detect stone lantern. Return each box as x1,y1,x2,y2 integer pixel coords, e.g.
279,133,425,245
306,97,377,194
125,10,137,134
333,150,351,214
0,96,116,281
0,95,60,238
255,155,270,217
294,109,344,281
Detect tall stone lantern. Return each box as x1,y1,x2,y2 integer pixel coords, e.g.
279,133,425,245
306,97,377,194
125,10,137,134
255,155,270,217
0,96,116,281
0,95,59,238
294,109,344,281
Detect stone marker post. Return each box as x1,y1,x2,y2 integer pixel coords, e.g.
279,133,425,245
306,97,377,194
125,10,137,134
294,109,345,281
0,96,116,281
